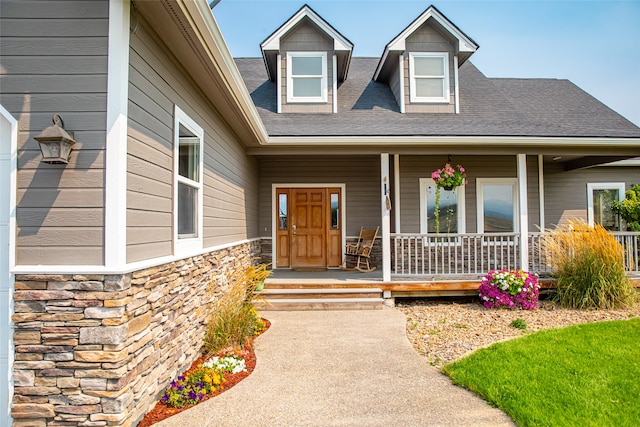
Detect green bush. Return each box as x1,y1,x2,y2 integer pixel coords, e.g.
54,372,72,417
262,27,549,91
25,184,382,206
611,184,640,231
203,264,270,355
543,220,637,309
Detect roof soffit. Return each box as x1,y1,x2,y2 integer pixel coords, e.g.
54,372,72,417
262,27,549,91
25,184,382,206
374,5,479,81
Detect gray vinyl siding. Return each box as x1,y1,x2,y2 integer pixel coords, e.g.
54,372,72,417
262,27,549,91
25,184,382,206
544,164,640,229
399,155,541,233
127,17,259,263
403,21,456,113
259,156,381,237
280,19,334,113
0,0,108,265
389,59,402,109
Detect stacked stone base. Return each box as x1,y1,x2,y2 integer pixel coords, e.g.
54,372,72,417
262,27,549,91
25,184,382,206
12,240,260,427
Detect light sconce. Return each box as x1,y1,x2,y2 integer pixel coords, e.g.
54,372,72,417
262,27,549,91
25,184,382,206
34,113,77,164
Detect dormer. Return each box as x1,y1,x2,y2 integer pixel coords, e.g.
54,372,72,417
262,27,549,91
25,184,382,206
373,5,478,114
260,4,353,114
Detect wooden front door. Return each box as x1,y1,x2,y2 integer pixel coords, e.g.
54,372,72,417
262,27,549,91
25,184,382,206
275,187,342,268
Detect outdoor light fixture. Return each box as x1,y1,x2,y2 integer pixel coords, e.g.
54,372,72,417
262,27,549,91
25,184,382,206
34,113,77,164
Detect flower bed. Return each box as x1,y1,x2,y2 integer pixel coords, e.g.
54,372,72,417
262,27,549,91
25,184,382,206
478,269,539,310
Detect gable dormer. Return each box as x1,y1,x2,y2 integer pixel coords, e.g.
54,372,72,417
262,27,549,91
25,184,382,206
374,5,478,114
260,4,353,114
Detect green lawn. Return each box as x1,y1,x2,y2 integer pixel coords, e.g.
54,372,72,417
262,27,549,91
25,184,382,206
443,318,640,427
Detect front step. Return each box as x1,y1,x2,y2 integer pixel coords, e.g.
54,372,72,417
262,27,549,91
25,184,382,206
255,287,384,311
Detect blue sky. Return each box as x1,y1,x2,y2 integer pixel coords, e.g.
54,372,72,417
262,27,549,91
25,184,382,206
213,1,640,127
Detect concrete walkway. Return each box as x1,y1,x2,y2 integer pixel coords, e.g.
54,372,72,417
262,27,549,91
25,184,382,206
156,308,514,426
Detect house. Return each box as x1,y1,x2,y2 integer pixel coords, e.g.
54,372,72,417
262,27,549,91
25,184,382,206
0,1,638,426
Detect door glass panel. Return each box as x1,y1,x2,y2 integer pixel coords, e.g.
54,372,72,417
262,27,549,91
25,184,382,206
593,189,620,231
330,193,339,229
278,193,287,230
483,184,514,232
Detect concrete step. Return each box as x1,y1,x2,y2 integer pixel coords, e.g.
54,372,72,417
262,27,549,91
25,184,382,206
255,287,384,311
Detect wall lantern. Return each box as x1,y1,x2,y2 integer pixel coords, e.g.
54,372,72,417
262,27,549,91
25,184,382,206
34,113,76,164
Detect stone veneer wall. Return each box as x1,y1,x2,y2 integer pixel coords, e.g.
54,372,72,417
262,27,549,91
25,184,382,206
11,240,260,427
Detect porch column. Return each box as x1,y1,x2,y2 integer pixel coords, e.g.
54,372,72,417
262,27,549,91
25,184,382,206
381,153,391,281
517,154,529,270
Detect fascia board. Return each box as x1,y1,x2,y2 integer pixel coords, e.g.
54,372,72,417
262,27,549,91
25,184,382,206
264,135,640,148
261,5,354,52
182,0,268,145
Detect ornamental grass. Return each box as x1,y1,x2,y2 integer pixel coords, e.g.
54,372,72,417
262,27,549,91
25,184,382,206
542,220,637,309
203,264,270,356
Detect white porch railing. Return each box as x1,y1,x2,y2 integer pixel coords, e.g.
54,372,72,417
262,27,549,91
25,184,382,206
392,232,640,277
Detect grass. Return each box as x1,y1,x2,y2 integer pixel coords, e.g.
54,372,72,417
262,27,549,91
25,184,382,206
443,319,640,427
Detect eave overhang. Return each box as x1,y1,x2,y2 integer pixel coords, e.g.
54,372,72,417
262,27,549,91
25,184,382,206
246,136,640,157
260,4,354,82
135,0,268,147
374,5,479,82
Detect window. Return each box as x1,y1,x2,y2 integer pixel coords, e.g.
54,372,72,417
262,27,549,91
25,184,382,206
477,178,518,233
174,106,204,253
409,52,450,103
587,183,625,231
420,178,465,234
286,52,327,103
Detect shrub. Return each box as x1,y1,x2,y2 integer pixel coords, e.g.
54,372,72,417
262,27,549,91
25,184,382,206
478,269,539,310
203,264,270,355
611,184,640,231
510,318,527,330
543,220,637,309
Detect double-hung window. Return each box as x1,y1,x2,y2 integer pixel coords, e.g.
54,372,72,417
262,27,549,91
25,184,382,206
287,52,327,103
409,52,450,103
587,183,625,231
174,106,204,254
420,178,465,234
477,178,519,233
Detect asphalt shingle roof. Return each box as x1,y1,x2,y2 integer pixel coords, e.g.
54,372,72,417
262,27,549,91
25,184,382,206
235,57,640,138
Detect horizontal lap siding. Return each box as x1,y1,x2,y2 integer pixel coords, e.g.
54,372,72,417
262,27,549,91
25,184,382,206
0,0,109,265
544,164,640,229
259,156,381,237
127,18,259,263
400,155,540,233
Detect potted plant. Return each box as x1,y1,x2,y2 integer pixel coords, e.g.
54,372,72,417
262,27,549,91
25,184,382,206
431,163,466,233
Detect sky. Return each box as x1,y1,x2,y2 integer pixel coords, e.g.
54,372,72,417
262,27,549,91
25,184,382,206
213,0,640,127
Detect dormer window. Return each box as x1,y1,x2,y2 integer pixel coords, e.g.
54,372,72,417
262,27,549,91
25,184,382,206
287,52,327,103
409,52,450,103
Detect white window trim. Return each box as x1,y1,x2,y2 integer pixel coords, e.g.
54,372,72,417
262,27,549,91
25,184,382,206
286,51,328,103
476,178,519,233
409,52,450,103
586,182,625,228
174,105,204,255
419,178,466,234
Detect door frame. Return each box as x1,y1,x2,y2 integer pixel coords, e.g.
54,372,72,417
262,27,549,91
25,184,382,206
1,104,17,426
271,183,346,269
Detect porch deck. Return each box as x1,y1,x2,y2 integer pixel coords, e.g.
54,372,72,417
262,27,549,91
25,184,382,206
266,269,506,297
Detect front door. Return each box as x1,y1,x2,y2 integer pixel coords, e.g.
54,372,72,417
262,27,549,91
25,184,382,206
275,187,342,269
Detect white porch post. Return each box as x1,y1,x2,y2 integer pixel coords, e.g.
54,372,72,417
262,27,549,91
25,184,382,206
538,154,545,231
381,153,391,281
105,0,130,269
517,154,529,270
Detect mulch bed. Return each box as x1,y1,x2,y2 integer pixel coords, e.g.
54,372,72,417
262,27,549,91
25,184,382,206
138,319,270,427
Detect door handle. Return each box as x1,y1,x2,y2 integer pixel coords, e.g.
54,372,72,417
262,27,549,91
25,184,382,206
292,224,296,235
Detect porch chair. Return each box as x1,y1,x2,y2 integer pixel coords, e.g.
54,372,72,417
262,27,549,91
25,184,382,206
342,226,380,273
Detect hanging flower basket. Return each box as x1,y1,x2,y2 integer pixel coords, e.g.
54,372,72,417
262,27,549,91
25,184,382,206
431,163,467,190
431,163,467,234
